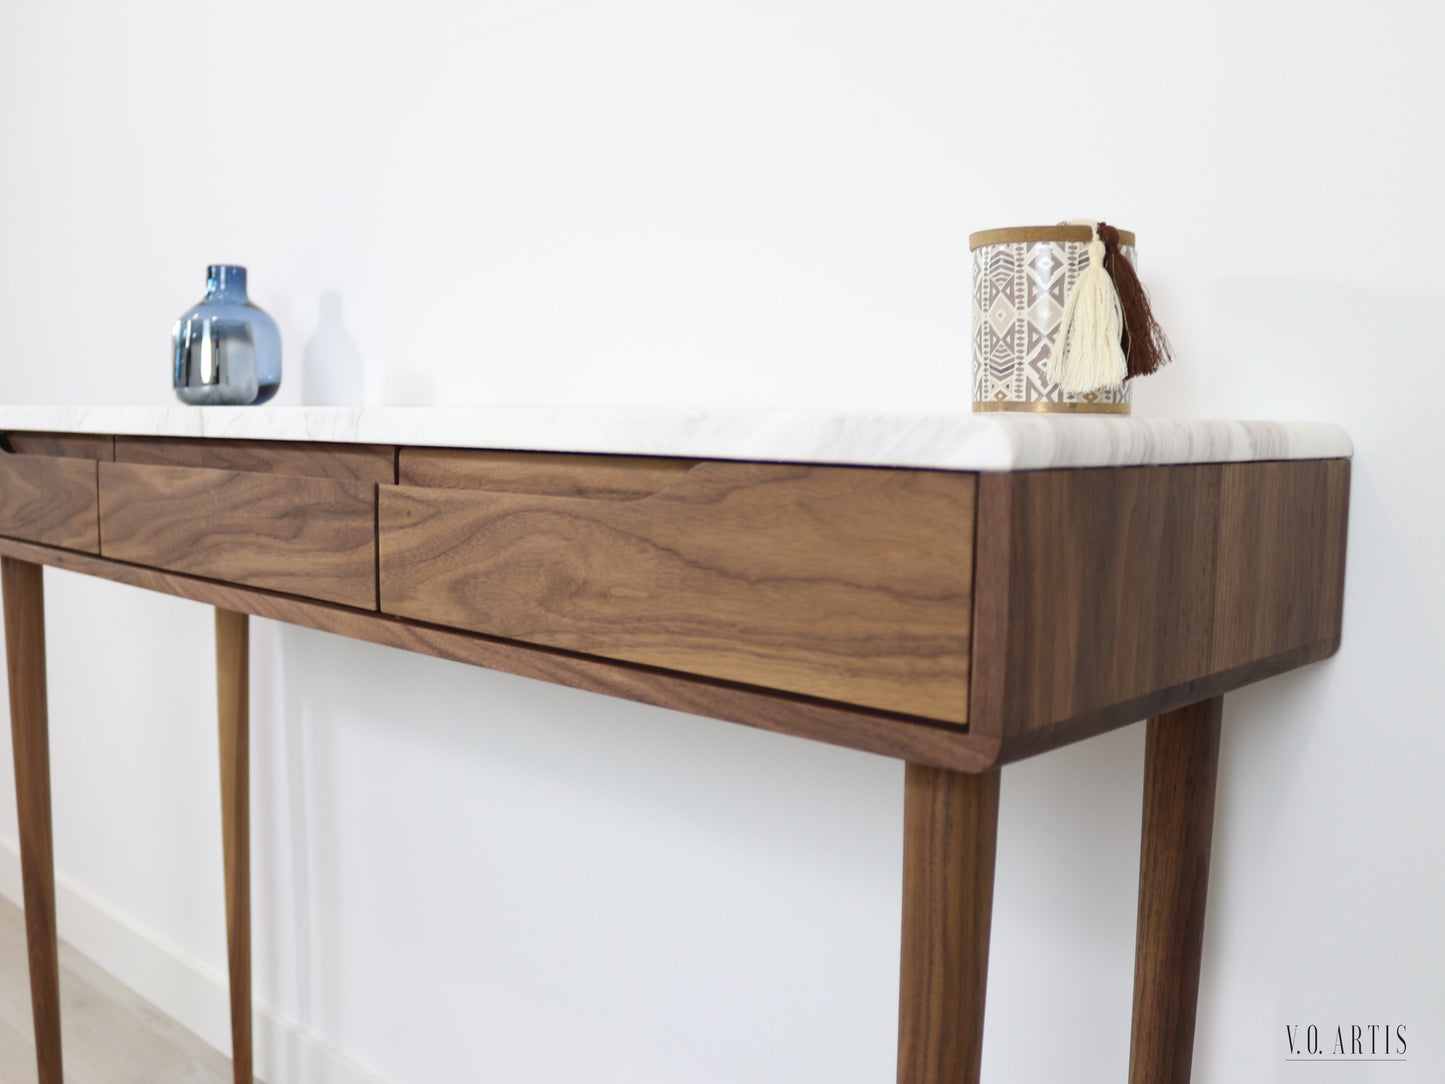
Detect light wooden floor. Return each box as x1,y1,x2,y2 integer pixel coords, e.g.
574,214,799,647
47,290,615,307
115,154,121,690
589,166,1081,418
0,893,245,1083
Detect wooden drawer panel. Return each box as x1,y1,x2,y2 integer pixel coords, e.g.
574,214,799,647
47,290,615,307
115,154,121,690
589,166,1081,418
116,436,394,482
0,452,100,553
399,448,697,498
970,459,1351,763
99,462,377,608
5,431,114,460
380,460,975,722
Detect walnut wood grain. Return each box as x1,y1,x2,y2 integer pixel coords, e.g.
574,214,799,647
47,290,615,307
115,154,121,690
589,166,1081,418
970,459,1349,765
215,609,252,1084
4,431,114,461
380,462,974,722
1129,696,1223,1084
0,452,100,553
0,428,1356,1084
98,462,378,609
116,436,395,482
0,536,998,773
1210,461,1348,670
897,763,1000,1084
398,448,697,499
2,558,63,1084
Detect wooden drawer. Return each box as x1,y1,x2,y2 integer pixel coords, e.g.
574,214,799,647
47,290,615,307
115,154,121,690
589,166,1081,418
379,453,975,722
115,436,395,481
6,431,114,461
0,450,100,553
99,462,378,608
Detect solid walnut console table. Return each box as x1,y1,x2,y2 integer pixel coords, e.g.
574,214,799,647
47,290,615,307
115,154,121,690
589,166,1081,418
0,408,1351,1084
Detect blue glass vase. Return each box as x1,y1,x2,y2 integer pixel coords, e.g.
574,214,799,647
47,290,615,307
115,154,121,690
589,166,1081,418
172,265,282,405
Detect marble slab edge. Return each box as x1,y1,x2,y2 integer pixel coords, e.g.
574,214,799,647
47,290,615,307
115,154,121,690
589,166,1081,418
0,406,1353,471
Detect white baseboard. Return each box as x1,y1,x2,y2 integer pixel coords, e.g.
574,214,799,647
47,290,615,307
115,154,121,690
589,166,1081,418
0,834,389,1084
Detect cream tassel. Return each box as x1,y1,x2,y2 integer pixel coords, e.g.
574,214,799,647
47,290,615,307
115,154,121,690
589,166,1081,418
1050,221,1127,394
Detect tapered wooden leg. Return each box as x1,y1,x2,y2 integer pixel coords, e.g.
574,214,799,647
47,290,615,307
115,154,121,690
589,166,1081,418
216,608,252,1084
2,557,63,1084
1129,696,1223,1084
897,763,1000,1084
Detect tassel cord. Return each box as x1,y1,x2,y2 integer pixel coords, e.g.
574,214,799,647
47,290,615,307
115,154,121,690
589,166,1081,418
1051,223,1127,394
1099,222,1174,379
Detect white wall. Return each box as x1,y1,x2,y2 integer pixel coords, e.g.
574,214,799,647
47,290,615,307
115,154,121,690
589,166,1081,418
0,0,1442,1080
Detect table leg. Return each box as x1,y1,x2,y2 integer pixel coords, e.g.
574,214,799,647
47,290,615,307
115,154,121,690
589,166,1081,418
216,608,252,1084
2,557,63,1084
1129,696,1223,1084
897,763,1000,1084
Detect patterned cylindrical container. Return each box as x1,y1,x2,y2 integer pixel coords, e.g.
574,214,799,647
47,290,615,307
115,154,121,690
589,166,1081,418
970,225,1137,413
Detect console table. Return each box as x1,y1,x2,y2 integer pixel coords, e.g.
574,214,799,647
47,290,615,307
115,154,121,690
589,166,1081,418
0,407,1352,1084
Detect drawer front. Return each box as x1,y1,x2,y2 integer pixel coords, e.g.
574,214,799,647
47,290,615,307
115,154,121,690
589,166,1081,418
99,462,377,608
0,452,100,553
379,460,975,723
6,432,114,461
115,436,395,482
398,447,697,498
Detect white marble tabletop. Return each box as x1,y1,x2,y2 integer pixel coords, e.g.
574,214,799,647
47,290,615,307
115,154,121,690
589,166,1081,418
0,406,1352,471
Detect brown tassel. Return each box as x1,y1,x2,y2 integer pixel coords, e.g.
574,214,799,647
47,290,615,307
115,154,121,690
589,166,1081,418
1099,222,1173,379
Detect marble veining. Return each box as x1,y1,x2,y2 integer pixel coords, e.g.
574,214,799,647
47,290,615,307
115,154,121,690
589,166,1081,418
0,406,1352,471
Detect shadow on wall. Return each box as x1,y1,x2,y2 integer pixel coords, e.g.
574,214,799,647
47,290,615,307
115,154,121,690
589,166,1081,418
280,623,320,1080
301,292,364,407
300,290,438,406
257,623,903,1080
